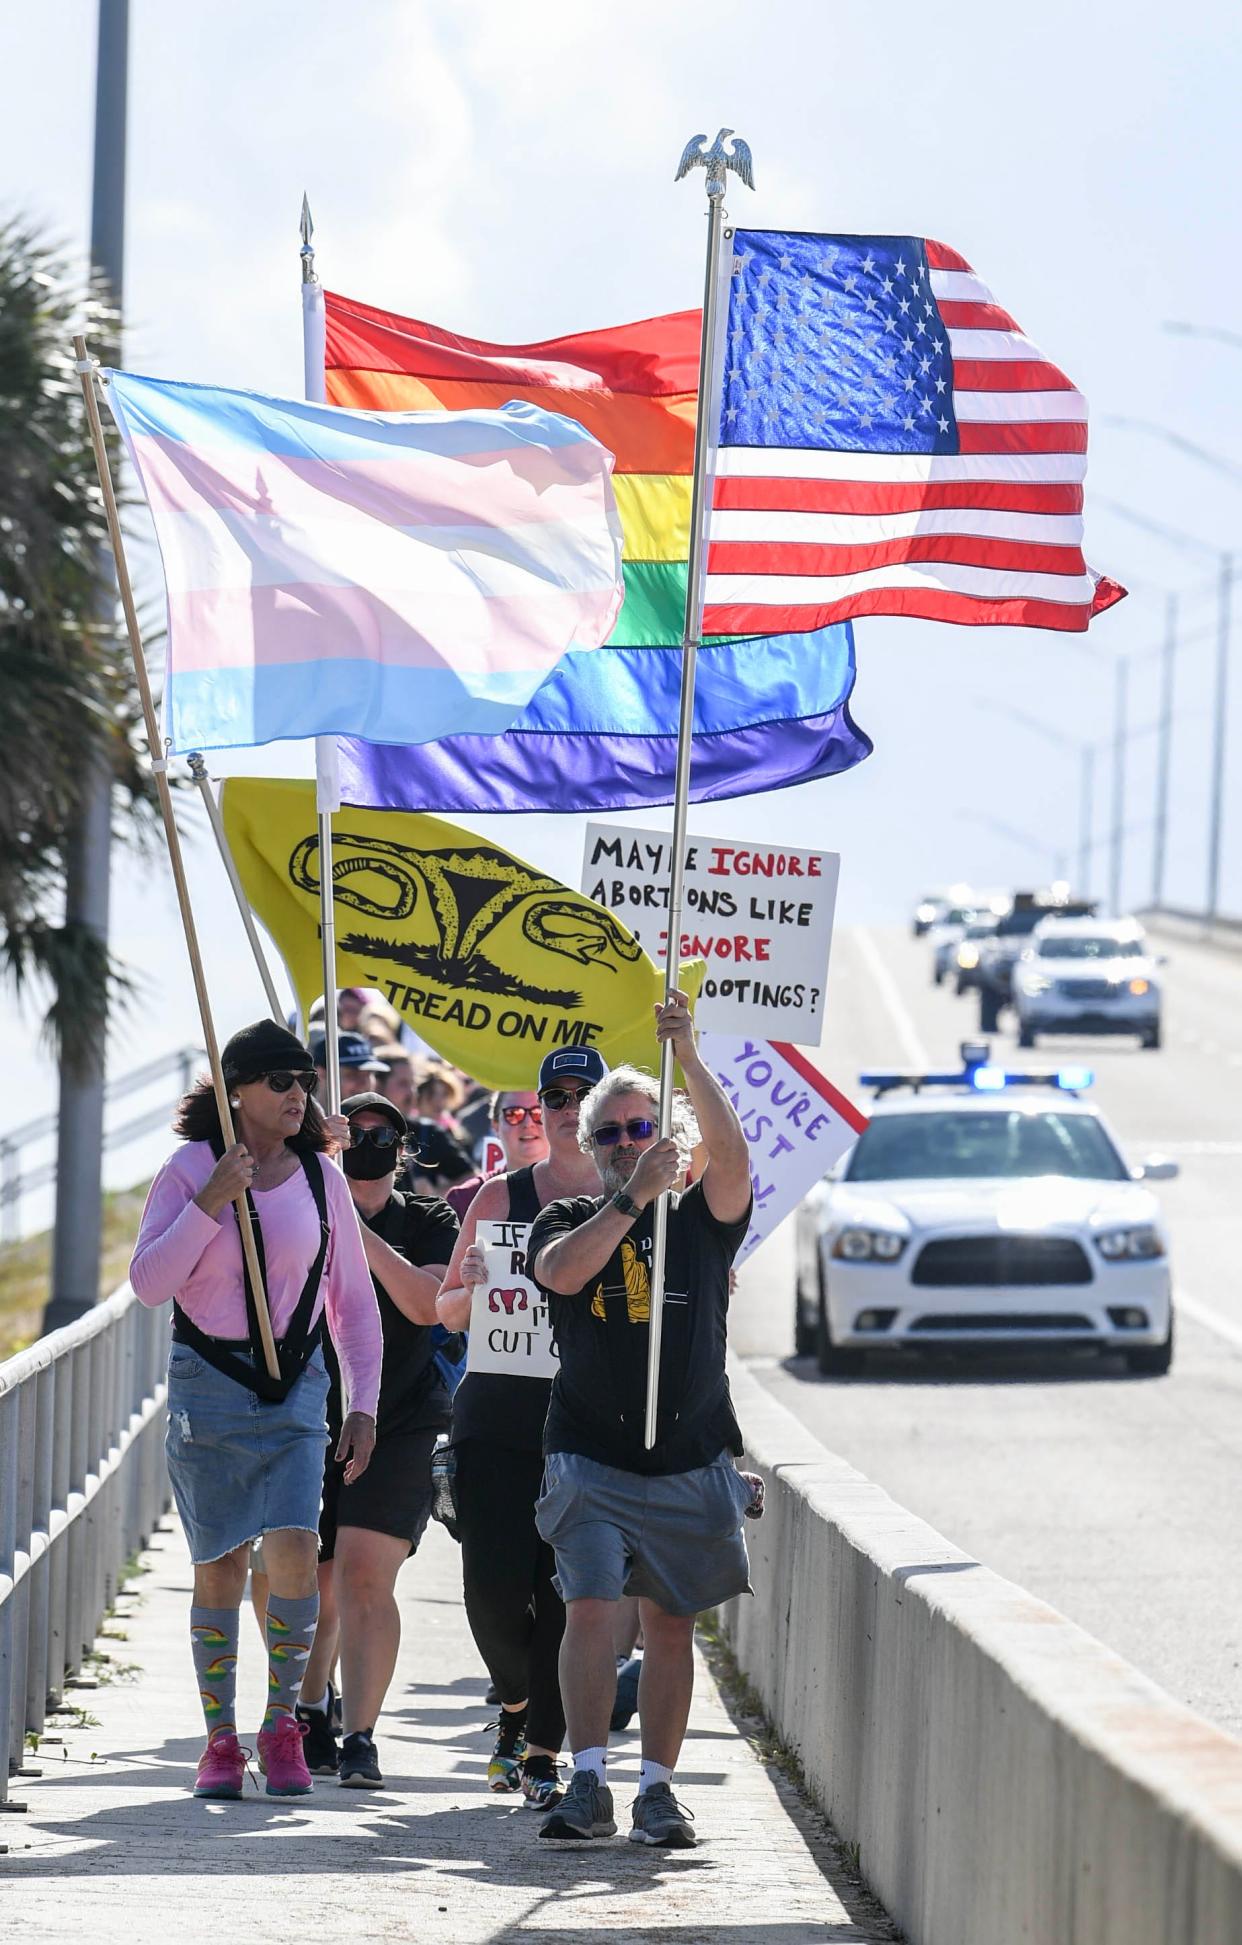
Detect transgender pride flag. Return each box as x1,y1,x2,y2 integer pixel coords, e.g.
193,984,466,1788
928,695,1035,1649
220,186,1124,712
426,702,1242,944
105,370,624,753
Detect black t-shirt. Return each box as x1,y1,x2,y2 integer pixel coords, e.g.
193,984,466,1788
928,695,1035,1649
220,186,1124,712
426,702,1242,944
527,1180,752,1477
325,1190,459,1442
449,1165,550,1453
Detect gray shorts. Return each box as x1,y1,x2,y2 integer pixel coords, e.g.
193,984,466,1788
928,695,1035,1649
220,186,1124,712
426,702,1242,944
535,1448,752,1617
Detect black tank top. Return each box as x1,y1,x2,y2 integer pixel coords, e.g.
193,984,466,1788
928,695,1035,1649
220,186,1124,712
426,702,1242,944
450,1166,550,1452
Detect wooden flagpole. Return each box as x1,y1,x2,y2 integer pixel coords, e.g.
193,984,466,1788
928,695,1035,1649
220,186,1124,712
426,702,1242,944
73,335,281,1382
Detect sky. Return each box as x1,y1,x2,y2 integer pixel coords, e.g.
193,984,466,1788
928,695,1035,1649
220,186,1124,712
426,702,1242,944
2,0,1240,1224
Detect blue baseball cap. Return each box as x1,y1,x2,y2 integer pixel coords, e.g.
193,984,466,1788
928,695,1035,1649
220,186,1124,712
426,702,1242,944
537,1047,609,1093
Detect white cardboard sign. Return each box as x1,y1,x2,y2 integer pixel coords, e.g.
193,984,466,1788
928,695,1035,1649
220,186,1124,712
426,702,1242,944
465,1218,559,1380
582,823,838,1044
698,1032,868,1263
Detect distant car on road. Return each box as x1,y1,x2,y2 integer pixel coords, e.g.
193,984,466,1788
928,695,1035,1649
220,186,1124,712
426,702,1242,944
975,891,1097,1031
912,891,947,938
794,1044,1176,1378
951,916,999,995
1012,917,1163,1049
929,904,979,984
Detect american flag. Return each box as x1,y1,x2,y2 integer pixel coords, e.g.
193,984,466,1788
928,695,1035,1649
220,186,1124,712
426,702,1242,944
705,230,1124,635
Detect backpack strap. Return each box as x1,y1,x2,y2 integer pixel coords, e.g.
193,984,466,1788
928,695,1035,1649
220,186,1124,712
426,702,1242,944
172,1145,330,1403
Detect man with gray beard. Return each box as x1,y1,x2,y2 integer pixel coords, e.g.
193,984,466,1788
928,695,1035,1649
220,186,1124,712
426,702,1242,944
527,990,753,1848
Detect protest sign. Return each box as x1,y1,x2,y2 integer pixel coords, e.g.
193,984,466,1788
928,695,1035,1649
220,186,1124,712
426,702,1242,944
582,823,838,1043
481,1135,506,1178
465,1219,559,1380
698,1032,868,1263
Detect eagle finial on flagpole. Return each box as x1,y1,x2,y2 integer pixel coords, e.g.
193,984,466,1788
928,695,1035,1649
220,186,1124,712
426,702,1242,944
674,126,755,196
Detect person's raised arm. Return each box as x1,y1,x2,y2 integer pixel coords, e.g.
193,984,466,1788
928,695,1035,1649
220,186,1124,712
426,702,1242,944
435,1176,508,1332
658,990,752,1226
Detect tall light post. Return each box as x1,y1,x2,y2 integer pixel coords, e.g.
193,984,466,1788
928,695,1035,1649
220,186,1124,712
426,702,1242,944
46,0,128,1332
1109,656,1128,916
1151,591,1178,909
1100,418,1241,922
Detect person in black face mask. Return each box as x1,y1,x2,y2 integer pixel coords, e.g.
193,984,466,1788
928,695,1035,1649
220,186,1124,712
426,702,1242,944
295,1091,459,1789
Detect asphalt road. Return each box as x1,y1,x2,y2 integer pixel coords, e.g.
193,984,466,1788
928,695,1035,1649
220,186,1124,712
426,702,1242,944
730,921,1242,1738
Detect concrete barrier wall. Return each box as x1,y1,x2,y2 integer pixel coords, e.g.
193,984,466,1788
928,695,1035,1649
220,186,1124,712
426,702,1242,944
720,1358,1242,1945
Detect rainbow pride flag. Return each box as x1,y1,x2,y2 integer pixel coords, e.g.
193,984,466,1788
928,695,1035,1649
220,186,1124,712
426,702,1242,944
105,369,624,753
324,295,699,648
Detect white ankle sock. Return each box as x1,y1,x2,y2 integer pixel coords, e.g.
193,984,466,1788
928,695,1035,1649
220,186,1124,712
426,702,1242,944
305,1686,331,1716
639,1758,673,1794
573,1745,608,1781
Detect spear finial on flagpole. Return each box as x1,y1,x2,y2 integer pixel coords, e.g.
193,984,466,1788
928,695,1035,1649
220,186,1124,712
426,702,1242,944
643,129,754,1449
300,193,316,284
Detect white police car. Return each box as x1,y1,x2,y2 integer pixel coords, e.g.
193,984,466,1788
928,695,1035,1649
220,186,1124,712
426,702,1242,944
794,1045,1176,1378
1012,916,1164,1049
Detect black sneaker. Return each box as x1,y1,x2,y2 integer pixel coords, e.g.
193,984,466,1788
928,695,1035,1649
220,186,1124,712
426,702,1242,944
520,1752,564,1811
295,1689,340,1776
330,1683,343,1734
629,1780,696,1848
338,1729,384,1788
488,1709,527,1792
539,1767,616,1840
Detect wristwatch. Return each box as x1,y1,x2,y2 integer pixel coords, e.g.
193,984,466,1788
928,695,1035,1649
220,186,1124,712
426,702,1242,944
610,1188,641,1220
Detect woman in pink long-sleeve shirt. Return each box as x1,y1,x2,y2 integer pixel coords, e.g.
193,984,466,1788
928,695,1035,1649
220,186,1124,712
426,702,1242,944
130,1018,382,1803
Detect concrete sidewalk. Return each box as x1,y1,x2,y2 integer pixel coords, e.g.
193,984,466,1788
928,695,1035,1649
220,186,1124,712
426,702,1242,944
2,1514,898,1943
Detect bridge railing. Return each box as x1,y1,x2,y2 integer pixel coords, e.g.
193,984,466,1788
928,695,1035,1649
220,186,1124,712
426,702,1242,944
0,1285,169,1804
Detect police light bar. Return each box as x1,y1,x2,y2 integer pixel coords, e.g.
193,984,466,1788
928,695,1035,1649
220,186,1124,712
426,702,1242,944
859,1042,1094,1098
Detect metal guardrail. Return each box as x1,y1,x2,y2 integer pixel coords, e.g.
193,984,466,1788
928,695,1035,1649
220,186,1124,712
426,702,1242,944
0,1284,169,1805
0,1045,202,1243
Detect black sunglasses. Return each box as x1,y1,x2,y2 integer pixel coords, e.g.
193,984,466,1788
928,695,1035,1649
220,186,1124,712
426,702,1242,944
540,1084,591,1111
250,1069,317,1095
347,1125,403,1151
591,1117,656,1148
500,1104,544,1126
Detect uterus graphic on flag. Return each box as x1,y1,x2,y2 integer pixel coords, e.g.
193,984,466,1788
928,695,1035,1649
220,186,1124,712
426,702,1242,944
103,370,625,754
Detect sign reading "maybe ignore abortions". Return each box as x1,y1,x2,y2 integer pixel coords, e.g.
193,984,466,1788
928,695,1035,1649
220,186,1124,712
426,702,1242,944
582,823,839,1044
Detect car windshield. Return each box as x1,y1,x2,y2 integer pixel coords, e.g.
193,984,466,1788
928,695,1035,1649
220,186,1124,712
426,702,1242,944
1037,935,1144,960
846,1109,1129,1182
939,907,975,926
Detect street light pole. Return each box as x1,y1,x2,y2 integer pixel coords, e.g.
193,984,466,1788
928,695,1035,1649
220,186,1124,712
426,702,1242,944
45,0,127,1330
1150,592,1178,911
1207,553,1233,923
1078,745,1095,899
1109,656,1128,916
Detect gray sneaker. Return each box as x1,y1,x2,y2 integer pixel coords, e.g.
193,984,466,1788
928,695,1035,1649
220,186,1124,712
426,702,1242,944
538,1766,616,1840
629,1781,696,1848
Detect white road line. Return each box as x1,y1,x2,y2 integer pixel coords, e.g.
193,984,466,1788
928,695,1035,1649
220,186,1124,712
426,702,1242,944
853,925,931,1068
1178,1292,1242,1355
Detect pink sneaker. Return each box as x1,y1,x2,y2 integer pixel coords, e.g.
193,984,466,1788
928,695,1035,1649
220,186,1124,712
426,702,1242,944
193,1732,249,1799
257,1717,313,1796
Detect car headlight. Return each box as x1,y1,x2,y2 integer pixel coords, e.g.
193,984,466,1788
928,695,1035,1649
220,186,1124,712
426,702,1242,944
831,1226,907,1263
1128,977,1150,996
957,943,979,969
1021,973,1052,996
1096,1225,1165,1261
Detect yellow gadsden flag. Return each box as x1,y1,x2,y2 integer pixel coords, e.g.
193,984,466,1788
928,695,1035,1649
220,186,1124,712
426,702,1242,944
222,781,700,1090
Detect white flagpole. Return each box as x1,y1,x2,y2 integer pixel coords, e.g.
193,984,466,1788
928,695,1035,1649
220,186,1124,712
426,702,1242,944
644,132,753,1448
299,196,343,1113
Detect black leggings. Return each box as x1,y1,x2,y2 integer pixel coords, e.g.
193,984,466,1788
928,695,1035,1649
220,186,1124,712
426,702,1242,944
455,1438,566,1754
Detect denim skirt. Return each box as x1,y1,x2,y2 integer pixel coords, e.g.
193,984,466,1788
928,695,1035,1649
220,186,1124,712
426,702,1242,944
165,1342,330,1564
